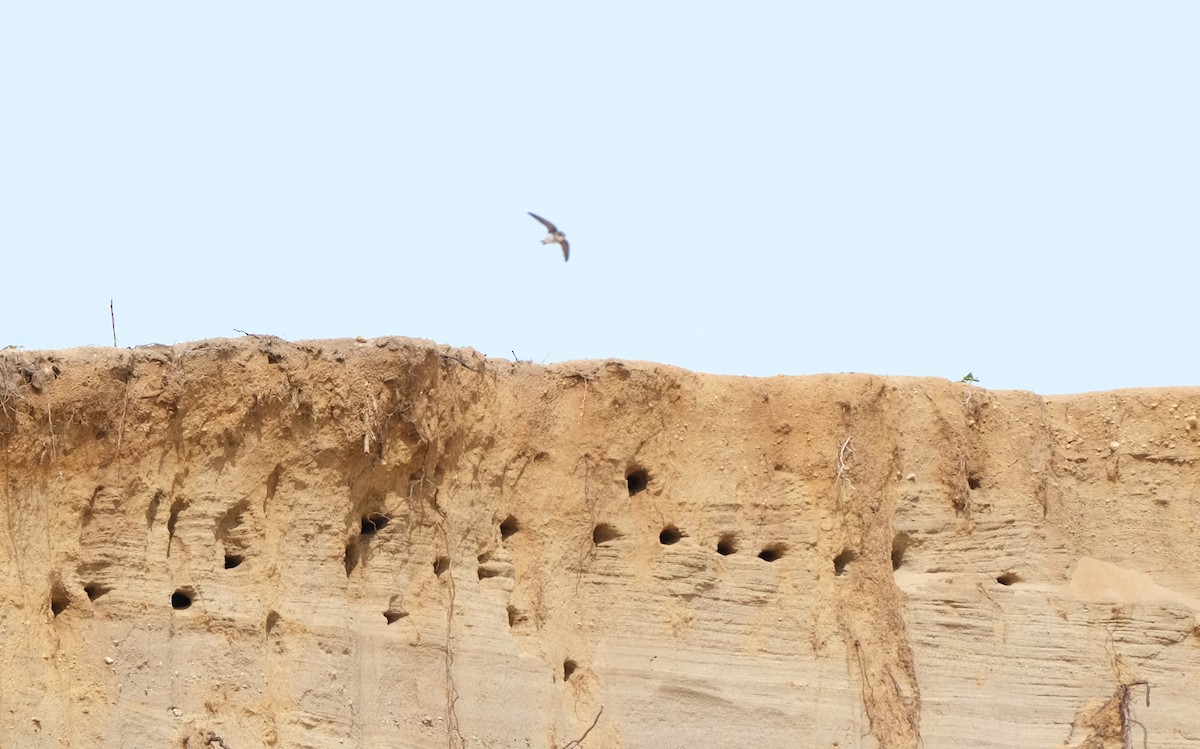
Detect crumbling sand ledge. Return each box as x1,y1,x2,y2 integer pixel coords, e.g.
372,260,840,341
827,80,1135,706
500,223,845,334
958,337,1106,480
1,337,1197,748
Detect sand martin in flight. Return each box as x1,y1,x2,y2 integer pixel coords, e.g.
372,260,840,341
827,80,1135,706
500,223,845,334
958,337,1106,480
528,212,569,261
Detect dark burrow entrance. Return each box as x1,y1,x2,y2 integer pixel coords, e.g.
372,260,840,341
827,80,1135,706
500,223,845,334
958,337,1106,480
499,515,520,540
593,523,621,545
626,468,649,496
717,534,738,556
171,588,194,610
758,544,786,562
833,548,855,575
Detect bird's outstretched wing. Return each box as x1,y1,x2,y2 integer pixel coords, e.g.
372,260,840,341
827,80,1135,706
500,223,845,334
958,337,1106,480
561,240,569,262
528,212,557,232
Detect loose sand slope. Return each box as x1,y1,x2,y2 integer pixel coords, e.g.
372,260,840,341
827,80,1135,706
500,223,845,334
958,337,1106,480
1,337,1197,748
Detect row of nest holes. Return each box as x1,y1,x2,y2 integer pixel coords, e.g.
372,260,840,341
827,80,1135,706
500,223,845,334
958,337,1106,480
54,561,1025,620
59,567,1023,619
351,506,1021,585
594,522,789,562
344,509,450,577
57,587,196,615
496,507,788,563
887,532,1019,586
498,510,791,563
107,586,413,624
71,587,410,628
50,583,195,617
626,467,991,497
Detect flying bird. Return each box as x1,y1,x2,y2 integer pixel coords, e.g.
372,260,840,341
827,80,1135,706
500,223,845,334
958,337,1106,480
528,212,569,261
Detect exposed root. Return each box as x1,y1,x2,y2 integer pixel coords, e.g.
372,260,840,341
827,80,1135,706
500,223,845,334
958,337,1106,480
362,388,380,455
574,453,597,594
1119,681,1150,749
114,375,132,466
562,705,603,749
430,487,464,749
837,436,855,489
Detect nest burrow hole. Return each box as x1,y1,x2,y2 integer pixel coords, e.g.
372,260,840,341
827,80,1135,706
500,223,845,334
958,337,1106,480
563,659,578,681
758,543,786,562
171,588,194,610
433,556,450,576
891,532,912,571
593,523,621,545
50,586,69,617
84,583,111,601
717,534,738,556
360,512,390,535
833,548,856,575
626,468,649,496
499,515,520,539
383,609,407,624
659,525,683,545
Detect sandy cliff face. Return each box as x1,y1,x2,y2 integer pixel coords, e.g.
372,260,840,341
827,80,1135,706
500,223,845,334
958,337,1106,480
1,337,1197,749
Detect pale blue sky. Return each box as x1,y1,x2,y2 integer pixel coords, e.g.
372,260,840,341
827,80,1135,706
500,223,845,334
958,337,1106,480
3,4,1197,394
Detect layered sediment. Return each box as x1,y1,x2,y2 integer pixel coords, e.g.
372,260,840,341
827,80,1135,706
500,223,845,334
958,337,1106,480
1,337,1197,748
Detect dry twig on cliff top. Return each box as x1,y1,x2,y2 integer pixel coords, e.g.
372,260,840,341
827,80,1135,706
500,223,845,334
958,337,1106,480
0,357,26,419
440,352,482,373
